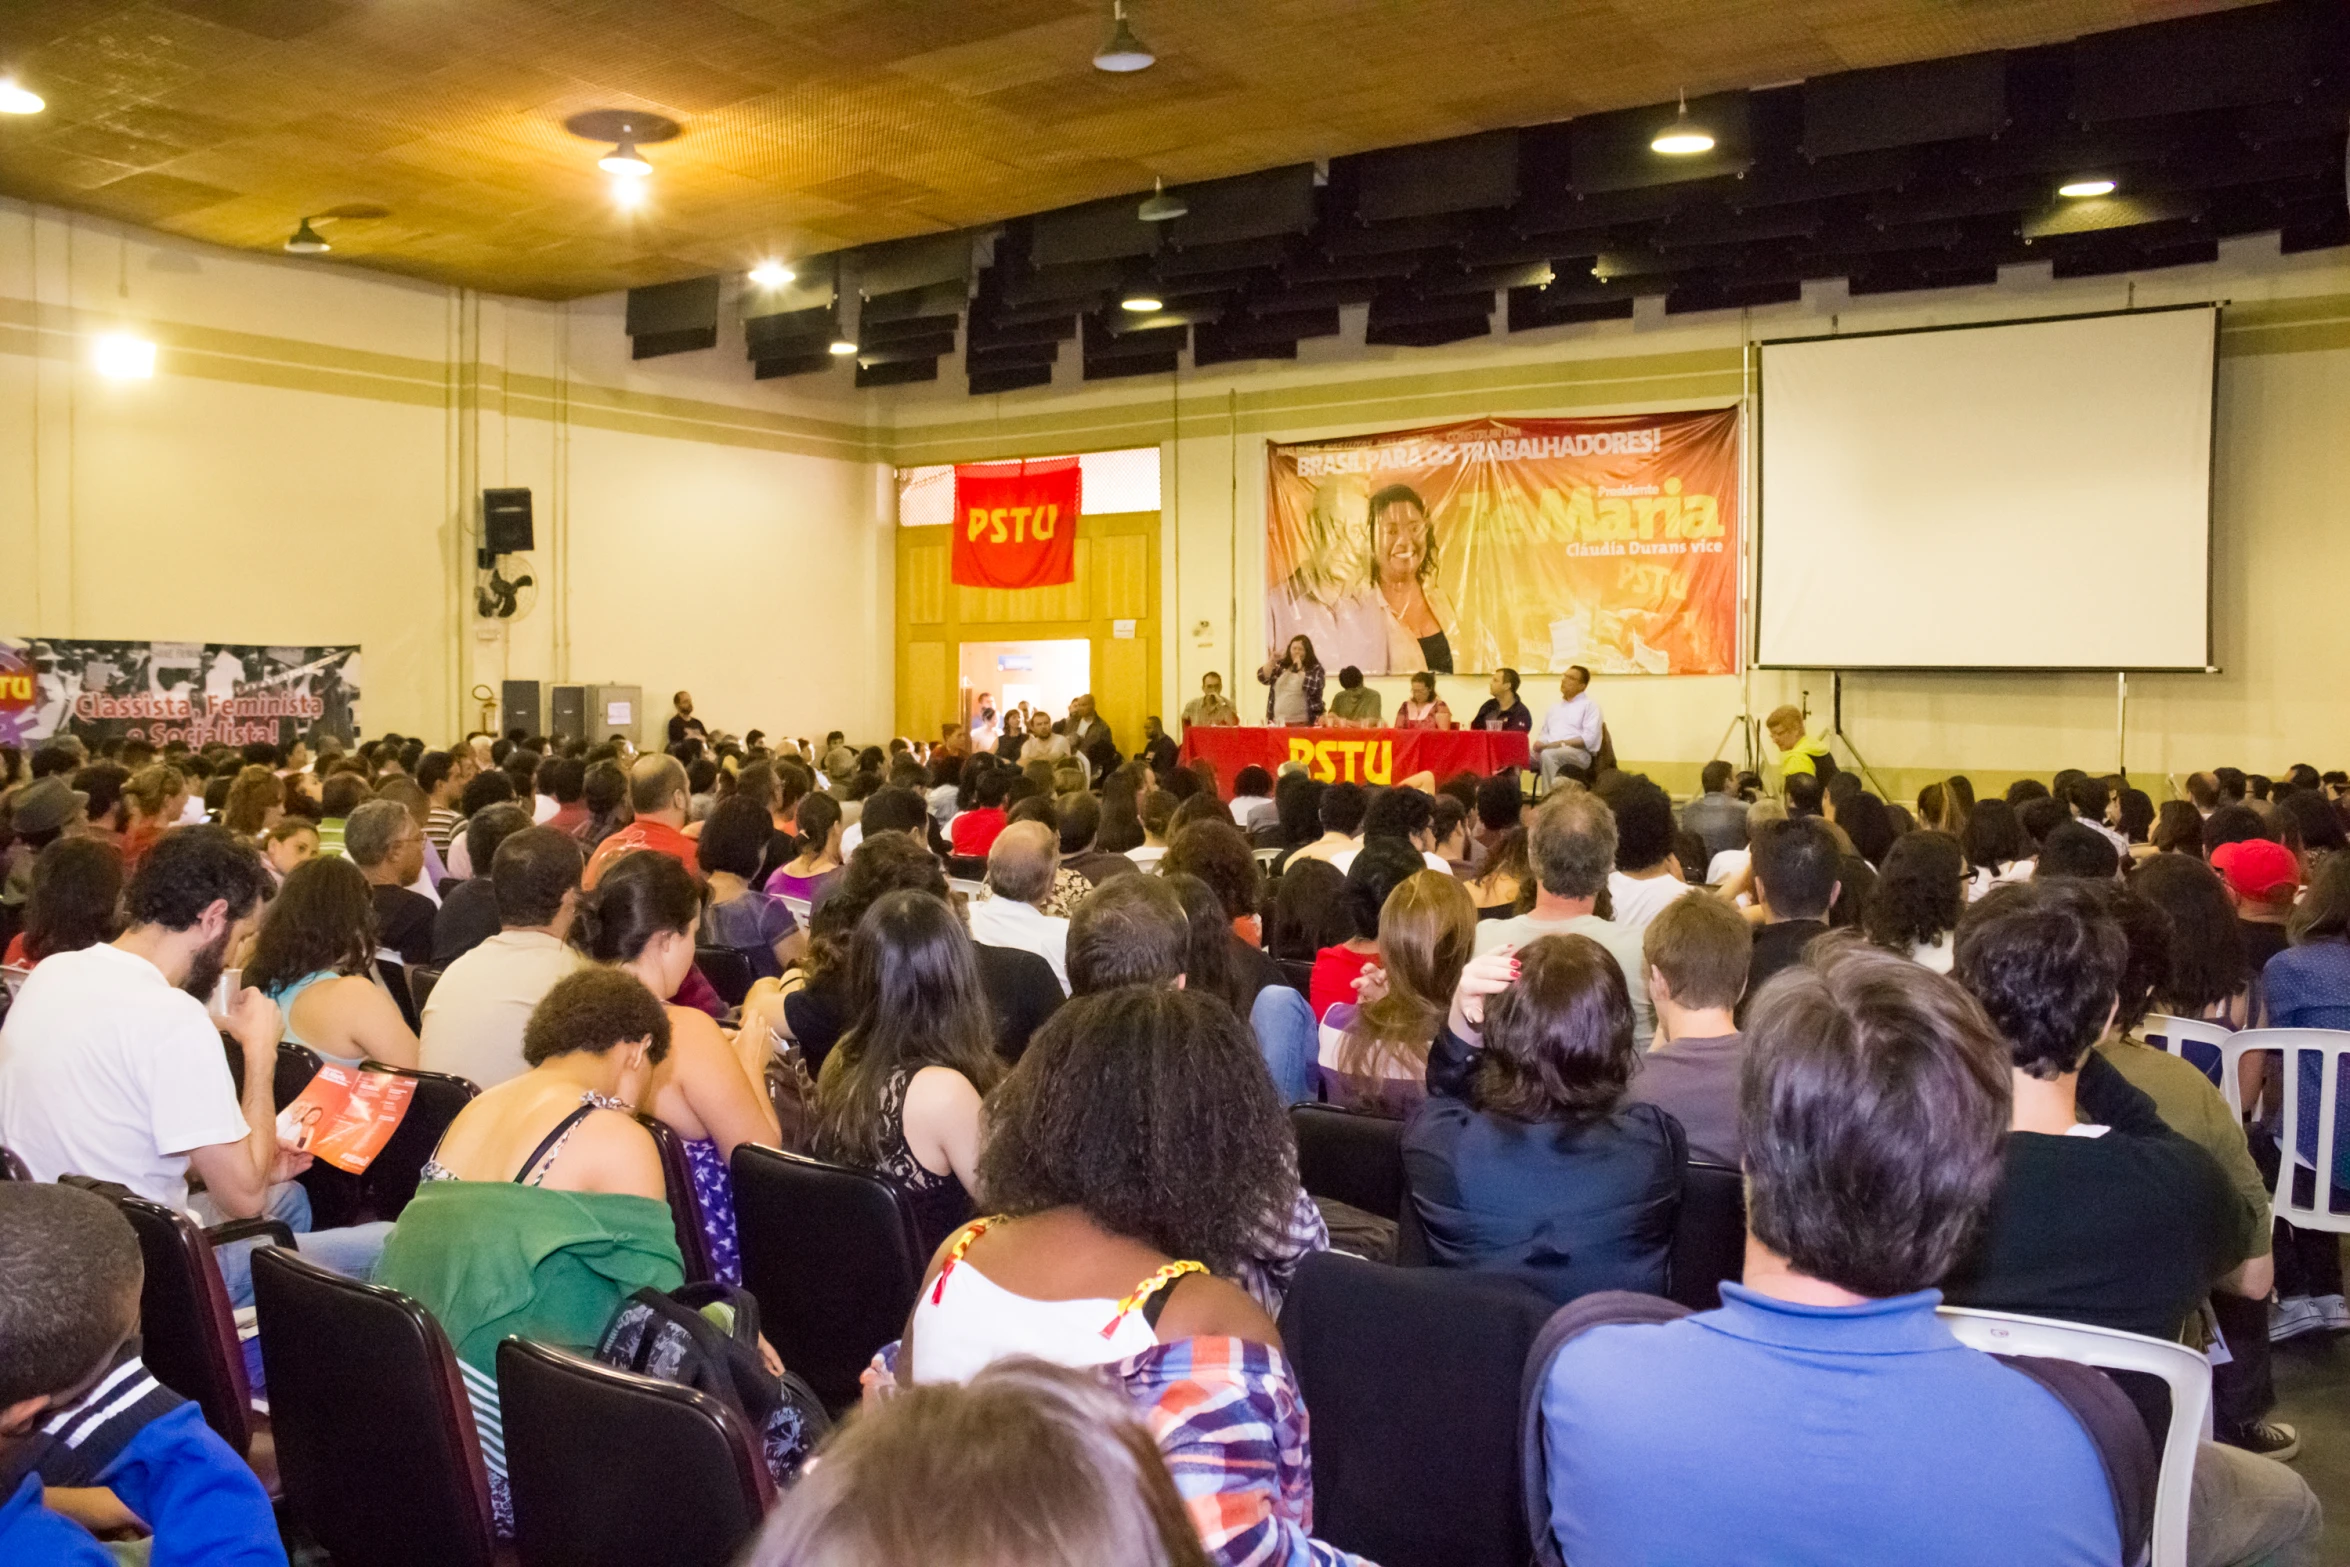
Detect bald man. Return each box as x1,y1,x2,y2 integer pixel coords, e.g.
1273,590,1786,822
583,753,703,890
966,820,1070,994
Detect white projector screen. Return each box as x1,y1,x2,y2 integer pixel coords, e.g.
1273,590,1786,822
1756,307,2215,670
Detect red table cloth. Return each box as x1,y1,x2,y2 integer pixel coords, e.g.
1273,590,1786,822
1177,727,1531,798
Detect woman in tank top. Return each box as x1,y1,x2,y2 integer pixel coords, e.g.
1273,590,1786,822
242,855,418,1069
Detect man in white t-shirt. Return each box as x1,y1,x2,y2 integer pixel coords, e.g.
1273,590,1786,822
0,827,390,1305
1602,775,1699,936
421,826,588,1089
966,823,1071,995
1473,787,1654,1048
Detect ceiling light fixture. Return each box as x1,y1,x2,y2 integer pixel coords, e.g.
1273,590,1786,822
1137,177,1186,222
0,78,43,115
94,332,156,379
2058,178,2117,198
599,134,652,178
1093,1,1155,72
828,336,859,357
1650,90,1715,156
1120,288,1164,313
609,176,646,209
748,261,795,288
284,217,331,254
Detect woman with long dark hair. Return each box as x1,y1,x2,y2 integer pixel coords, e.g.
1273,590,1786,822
1864,830,1967,972
10,836,124,968
1255,634,1324,727
763,790,843,926
2129,853,2252,1028
580,850,780,1285
813,889,1005,1252
245,855,419,1068
1096,761,1148,856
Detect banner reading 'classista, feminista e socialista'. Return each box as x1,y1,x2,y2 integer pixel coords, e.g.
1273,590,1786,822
1265,408,1741,677
0,638,360,751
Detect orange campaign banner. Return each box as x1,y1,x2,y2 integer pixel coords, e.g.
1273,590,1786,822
1265,408,1741,677
952,456,1082,589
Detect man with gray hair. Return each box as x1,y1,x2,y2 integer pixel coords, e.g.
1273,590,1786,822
967,820,1071,994
1066,874,1189,994
582,753,698,891
345,796,436,965
1472,784,1653,1045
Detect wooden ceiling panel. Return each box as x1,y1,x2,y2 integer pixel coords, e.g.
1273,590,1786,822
0,0,2264,299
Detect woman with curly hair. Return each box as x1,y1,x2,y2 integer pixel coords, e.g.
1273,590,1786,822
118,764,189,872
1863,830,1967,973
898,984,1362,1567
244,854,419,1068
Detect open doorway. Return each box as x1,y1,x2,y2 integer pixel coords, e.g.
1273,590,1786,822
959,638,1091,748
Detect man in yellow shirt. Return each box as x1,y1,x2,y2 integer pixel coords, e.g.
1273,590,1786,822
1764,704,1836,786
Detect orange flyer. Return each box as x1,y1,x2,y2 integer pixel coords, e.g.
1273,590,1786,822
275,1063,417,1174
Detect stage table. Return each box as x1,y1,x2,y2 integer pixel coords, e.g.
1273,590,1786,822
1178,726,1532,799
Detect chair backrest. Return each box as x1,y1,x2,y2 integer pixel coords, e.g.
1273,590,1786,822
0,1144,29,1181
730,1142,924,1414
60,1178,252,1453
2245,1027,2350,1233
275,1040,322,1109
1939,1306,2205,1567
1289,1102,1406,1223
635,1113,715,1283
498,1338,772,1567
944,853,988,882
376,957,422,1032
1279,1250,1551,1567
408,964,443,1014
2139,1012,2234,1088
250,1246,499,1567
694,947,756,1008
1665,1161,1746,1311
1273,955,1315,999
355,1063,481,1220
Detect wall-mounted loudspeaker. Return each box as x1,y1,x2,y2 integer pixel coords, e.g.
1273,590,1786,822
482,488,533,567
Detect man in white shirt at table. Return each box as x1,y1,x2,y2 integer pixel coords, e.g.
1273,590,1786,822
1534,665,1602,792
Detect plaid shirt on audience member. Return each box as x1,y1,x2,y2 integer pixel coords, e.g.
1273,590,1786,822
1235,1182,1329,1315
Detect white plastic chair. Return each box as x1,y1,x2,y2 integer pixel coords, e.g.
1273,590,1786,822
0,963,29,1001
2141,1011,2233,1071
2241,1027,2350,1235
946,878,987,902
1938,1305,2208,1567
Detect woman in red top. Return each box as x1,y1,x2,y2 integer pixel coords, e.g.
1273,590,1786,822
118,764,189,873
1306,838,1426,1023
1392,671,1454,731
948,763,1011,859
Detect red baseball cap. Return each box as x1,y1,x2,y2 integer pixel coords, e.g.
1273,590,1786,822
2211,839,2300,905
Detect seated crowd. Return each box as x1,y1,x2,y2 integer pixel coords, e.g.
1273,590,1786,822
0,711,2343,1566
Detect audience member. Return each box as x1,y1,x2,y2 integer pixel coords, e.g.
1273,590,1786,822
2211,837,2298,974
1226,765,1276,829
1,777,87,914
950,764,1012,858
2260,851,2350,1342
1473,788,1654,1046
582,755,700,891
2130,853,2254,1028
696,795,802,979
219,765,283,841
418,827,588,1087
261,816,321,884
2154,799,2207,856
1535,940,2123,1566
313,771,369,858
431,802,532,965
443,767,518,877
246,855,420,1068
1762,703,1835,784
1600,775,1693,933
0,828,391,1307
767,789,845,920
1627,891,1751,1165
1406,936,1683,1303
581,851,779,1284
1864,829,1966,971
968,821,1072,994
2035,820,2122,882
376,968,687,1529
344,797,435,965
1739,817,1841,1006
814,890,1004,1253
1317,870,1475,1115
1680,759,1748,861
7,836,122,969
745,1358,1213,1567
1056,791,1135,889
0,1182,281,1566
1304,850,1391,1020
1287,780,1367,867
117,765,188,872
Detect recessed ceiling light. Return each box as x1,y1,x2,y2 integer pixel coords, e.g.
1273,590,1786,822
1121,289,1164,313
1651,90,1714,156
599,135,652,178
94,333,156,379
1137,177,1186,223
1094,0,1154,71
284,217,330,255
829,337,859,356
2058,178,2116,199
748,261,794,288
0,79,43,115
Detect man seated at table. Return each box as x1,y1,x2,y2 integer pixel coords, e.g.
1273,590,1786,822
1180,672,1240,729
1535,666,1602,792
1325,666,1382,728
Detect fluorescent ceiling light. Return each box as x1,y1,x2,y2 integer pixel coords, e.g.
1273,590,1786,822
1651,91,1714,156
0,79,44,115
95,333,156,379
1094,1,1154,71
599,136,652,177
2058,178,2117,199
1121,291,1164,313
829,337,859,356
748,261,794,288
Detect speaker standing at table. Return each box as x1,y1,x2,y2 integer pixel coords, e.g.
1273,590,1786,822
1535,667,1602,791
1258,635,1325,727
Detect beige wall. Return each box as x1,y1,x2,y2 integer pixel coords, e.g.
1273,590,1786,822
875,239,2350,797
0,200,894,748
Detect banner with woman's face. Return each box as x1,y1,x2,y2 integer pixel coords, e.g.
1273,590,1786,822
1265,408,1741,677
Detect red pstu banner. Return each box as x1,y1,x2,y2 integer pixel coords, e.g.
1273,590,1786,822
951,457,1082,589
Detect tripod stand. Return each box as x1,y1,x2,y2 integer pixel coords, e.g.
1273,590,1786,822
1825,672,1891,798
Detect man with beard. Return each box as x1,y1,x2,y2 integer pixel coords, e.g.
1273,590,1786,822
0,827,391,1306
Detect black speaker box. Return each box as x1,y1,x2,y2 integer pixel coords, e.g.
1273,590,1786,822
483,488,533,561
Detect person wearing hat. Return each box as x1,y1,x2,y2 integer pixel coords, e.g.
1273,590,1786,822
821,745,865,827
2212,837,2300,975
2,777,88,913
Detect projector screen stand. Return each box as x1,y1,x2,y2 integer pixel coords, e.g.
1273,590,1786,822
1826,672,1893,800
1710,711,1757,778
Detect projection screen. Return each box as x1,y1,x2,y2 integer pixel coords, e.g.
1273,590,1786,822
1755,306,2216,670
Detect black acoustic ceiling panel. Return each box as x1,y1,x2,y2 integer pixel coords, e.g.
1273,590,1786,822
625,275,719,359
1803,52,2008,158
2071,3,2321,123
1166,165,1320,247
1355,130,1519,221
1565,94,1753,194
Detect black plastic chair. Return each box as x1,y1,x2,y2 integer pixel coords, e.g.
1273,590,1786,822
498,1339,772,1567
409,963,444,1014
0,1144,29,1181
275,1041,322,1109
59,1177,288,1464
944,853,988,883
731,1143,924,1414
1279,1250,1553,1567
251,1247,500,1567
1290,1103,1407,1223
694,946,757,1009
636,1113,715,1284
353,1063,481,1221
1274,956,1316,1000
1666,1161,1746,1311
376,957,422,1032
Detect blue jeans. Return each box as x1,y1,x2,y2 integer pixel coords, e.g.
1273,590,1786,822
1251,985,1319,1106
193,1180,393,1308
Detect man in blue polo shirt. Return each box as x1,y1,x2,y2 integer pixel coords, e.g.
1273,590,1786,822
1537,942,2122,1566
